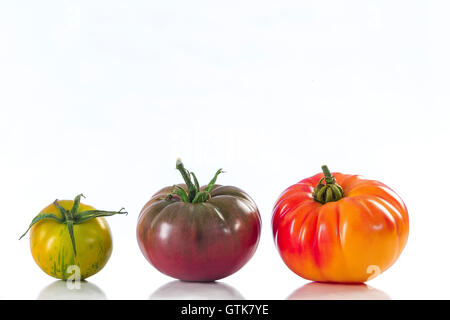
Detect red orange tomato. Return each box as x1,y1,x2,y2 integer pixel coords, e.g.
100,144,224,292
272,166,409,283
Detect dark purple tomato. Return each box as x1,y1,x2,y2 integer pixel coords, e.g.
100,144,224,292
136,159,261,282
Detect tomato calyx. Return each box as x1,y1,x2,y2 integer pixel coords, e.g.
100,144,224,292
19,194,127,256
167,158,223,204
313,165,344,204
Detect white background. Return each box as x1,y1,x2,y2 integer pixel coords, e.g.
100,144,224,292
1,0,449,300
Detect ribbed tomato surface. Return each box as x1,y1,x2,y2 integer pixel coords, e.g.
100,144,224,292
272,171,409,283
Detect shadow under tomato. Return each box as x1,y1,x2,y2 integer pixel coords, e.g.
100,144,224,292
150,280,245,300
287,282,390,300
37,280,107,300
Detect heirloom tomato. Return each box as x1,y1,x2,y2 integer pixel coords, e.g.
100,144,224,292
137,159,261,282
20,194,126,280
272,166,409,283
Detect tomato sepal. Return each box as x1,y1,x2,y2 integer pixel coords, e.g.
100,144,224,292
20,194,127,258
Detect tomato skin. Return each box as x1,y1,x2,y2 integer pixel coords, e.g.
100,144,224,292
272,172,409,283
137,184,261,282
30,200,112,280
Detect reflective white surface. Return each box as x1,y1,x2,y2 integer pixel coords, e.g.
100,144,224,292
287,282,390,300
150,281,244,300
1,0,449,300
38,281,107,300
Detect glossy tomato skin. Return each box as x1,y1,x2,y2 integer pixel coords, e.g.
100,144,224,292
137,184,261,281
272,172,409,283
30,200,112,280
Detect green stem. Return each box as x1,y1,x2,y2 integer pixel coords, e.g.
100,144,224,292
19,213,63,240
171,159,223,203
176,159,197,202
321,165,335,184
205,169,223,193
192,191,210,203
313,165,344,204
170,185,189,202
190,172,200,192
66,221,77,256
19,194,127,257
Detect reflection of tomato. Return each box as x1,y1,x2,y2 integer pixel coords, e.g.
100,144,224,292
20,194,126,280
137,159,261,282
287,282,390,300
272,166,409,283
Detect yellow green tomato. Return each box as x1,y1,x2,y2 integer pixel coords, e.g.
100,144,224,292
20,194,126,280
